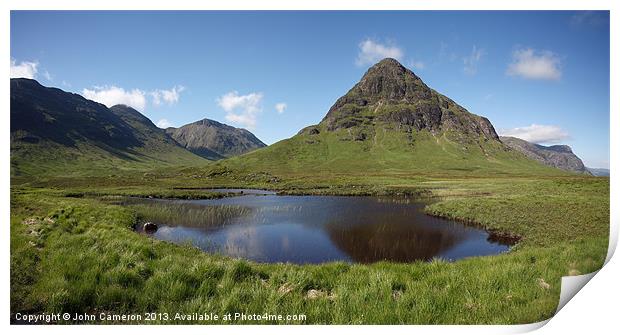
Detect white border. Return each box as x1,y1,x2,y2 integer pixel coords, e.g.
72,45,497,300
2,1,617,334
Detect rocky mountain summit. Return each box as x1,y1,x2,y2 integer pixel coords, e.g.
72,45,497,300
166,119,266,160
500,136,589,174
301,58,499,144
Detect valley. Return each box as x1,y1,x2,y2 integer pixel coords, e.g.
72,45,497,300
9,58,609,324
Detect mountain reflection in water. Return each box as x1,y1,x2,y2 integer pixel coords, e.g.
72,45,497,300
130,192,511,264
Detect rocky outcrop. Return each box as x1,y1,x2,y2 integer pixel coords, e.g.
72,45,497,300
318,58,500,142
500,136,590,174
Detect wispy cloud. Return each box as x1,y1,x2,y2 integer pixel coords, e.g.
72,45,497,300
275,102,287,114
217,91,263,129
506,48,562,81
43,70,53,81
356,38,404,66
82,86,147,111
156,119,173,128
463,45,485,75
151,86,185,106
570,11,609,26
10,59,38,79
500,124,570,144
408,59,425,70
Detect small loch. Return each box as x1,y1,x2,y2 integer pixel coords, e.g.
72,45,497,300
128,190,511,264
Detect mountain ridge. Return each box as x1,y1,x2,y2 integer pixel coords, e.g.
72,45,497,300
10,78,206,176
165,118,266,160
11,60,580,178
586,167,610,177
499,136,590,174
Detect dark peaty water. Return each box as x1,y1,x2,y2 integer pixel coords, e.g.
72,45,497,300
134,191,511,264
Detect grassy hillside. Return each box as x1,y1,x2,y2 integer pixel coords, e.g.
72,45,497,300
224,127,566,177
11,134,207,178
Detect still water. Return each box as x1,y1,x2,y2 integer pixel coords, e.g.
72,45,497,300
132,191,511,264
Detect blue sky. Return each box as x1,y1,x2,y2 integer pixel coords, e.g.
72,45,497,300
10,11,610,168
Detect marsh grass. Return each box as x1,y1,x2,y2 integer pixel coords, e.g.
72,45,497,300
10,173,609,324
126,201,252,227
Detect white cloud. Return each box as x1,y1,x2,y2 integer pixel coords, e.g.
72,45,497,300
217,91,263,129
356,39,404,66
82,84,186,111
506,48,562,81
43,70,53,81
10,59,38,79
463,45,485,75
156,119,173,128
82,86,147,111
151,85,185,106
408,59,425,70
275,102,287,114
500,124,570,144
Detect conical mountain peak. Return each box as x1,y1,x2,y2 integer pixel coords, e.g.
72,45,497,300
316,58,499,142
335,58,432,109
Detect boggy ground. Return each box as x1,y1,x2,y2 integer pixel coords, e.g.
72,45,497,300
10,168,609,324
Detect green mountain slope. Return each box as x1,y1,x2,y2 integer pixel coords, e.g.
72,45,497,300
225,58,565,177
10,79,207,177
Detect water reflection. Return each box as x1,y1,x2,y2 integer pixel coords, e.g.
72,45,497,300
325,220,461,263
130,192,511,264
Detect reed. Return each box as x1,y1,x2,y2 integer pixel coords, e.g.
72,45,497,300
129,201,252,227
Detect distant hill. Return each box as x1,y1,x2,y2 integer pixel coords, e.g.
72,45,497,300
586,167,610,177
224,58,562,176
500,136,590,174
10,78,206,176
165,119,266,160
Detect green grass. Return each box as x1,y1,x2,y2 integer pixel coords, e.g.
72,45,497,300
10,173,609,324
10,134,209,178
423,177,609,247
222,119,567,178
